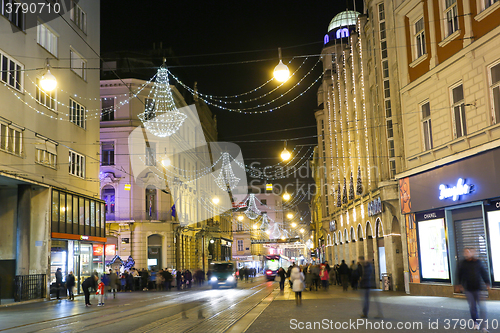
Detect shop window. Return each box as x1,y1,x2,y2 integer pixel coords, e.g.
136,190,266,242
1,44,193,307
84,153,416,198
490,62,500,124
418,218,450,280
487,210,500,283
52,190,59,232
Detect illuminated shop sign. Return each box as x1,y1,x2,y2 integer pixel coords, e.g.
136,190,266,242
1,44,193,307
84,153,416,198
438,178,473,201
323,28,351,45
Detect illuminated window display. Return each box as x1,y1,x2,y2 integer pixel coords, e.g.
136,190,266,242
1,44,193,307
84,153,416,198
487,210,500,283
418,218,450,280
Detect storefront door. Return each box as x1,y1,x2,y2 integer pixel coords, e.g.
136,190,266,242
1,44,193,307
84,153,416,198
455,218,488,267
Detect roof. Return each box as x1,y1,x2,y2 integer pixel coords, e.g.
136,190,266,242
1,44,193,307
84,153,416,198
327,10,361,32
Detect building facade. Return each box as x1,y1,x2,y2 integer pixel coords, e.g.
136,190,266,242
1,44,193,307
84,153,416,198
313,9,406,290
0,1,103,301
394,0,500,297
100,76,231,274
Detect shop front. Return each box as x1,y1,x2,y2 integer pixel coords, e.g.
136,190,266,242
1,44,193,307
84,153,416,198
50,189,106,295
400,147,500,298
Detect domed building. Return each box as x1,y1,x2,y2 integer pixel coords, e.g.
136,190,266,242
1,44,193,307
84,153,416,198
324,10,360,46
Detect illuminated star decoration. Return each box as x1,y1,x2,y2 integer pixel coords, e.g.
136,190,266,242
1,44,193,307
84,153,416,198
244,194,261,220
214,152,240,192
138,66,187,137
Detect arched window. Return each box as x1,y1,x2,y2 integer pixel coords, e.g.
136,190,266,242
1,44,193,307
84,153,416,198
102,185,115,216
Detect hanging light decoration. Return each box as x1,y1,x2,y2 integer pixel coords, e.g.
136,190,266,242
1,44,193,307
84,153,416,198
280,141,291,161
40,60,57,92
138,65,187,137
244,194,261,220
273,47,290,82
214,152,240,192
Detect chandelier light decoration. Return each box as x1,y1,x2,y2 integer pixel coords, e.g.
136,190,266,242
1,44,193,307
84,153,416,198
214,152,240,192
138,66,187,137
244,194,261,220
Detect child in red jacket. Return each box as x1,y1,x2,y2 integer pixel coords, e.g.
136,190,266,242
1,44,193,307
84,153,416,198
96,279,105,306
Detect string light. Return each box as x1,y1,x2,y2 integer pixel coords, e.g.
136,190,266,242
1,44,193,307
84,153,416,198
244,194,261,220
214,152,240,191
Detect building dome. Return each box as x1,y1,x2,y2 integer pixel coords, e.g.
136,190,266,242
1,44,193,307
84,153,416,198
327,10,361,32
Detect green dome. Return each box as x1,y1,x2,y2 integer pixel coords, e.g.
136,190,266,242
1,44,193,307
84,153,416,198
327,10,361,32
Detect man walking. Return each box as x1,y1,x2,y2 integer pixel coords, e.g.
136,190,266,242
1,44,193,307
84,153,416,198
338,260,350,291
456,248,490,332
359,256,383,318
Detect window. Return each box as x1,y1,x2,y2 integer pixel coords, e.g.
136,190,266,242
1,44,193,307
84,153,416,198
36,78,56,110
380,40,388,59
421,102,433,150
237,223,243,231
382,60,389,78
35,140,57,168
37,22,58,57
418,218,450,279
386,120,393,138
70,1,86,33
483,0,499,10
388,139,395,157
0,52,23,91
0,123,22,155
101,141,114,166
237,240,243,252
101,98,114,121
383,80,391,98
146,187,156,218
385,100,392,118
389,159,396,179
69,150,85,178
144,98,155,120
0,0,25,30
444,0,459,37
102,186,115,215
451,84,466,137
145,142,156,166
378,3,385,21
379,21,386,40
414,17,426,58
70,49,87,80
490,62,500,124
69,99,86,129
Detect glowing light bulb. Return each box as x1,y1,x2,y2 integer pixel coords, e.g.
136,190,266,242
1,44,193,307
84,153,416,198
300,228,304,233
283,192,291,201
274,60,290,82
40,69,57,92
237,215,244,221
291,222,297,228
281,147,291,161
212,197,219,205
287,213,294,219
161,157,171,167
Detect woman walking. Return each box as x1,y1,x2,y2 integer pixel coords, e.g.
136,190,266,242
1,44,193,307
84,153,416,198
290,265,305,306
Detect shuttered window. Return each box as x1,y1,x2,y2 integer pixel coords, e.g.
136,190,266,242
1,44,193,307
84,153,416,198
455,218,489,268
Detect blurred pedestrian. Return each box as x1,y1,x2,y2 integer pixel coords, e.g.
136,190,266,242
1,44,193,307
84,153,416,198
339,260,349,291
83,273,98,307
320,265,329,290
109,269,118,298
311,265,320,291
350,260,360,290
55,268,63,300
359,256,383,318
456,248,491,332
290,266,305,306
176,269,183,290
278,267,286,291
66,271,75,301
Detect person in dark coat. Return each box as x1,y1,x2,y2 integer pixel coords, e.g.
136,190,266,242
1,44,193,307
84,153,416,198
456,248,491,331
176,270,183,290
66,271,75,301
338,260,350,291
359,256,383,318
185,270,193,289
82,273,98,307
278,267,287,291
55,268,63,300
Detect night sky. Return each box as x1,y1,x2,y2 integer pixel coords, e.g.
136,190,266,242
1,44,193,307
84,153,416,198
100,1,364,202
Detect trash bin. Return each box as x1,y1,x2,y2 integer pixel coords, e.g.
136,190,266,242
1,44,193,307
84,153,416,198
382,273,392,291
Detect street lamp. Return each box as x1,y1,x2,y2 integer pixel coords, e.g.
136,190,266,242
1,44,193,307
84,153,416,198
237,215,244,221
273,47,290,82
161,157,171,167
287,213,294,219
291,222,297,228
253,224,258,229
212,197,220,205
282,192,291,201
300,228,304,233
40,61,57,92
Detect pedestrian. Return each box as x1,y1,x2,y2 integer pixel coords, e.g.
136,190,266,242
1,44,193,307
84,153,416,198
82,273,98,307
286,265,293,288
290,266,305,306
350,260,360,290
96,278,105,306
176,269,183,290
185,270,193,289
66,271,75,301
55,268,63,300
311,264,320,291
320,265,329,290
278,267,286,291
109,269,119,298
244,267,249,282
456,248,491,332
359,256,383,318
338,260,350,291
